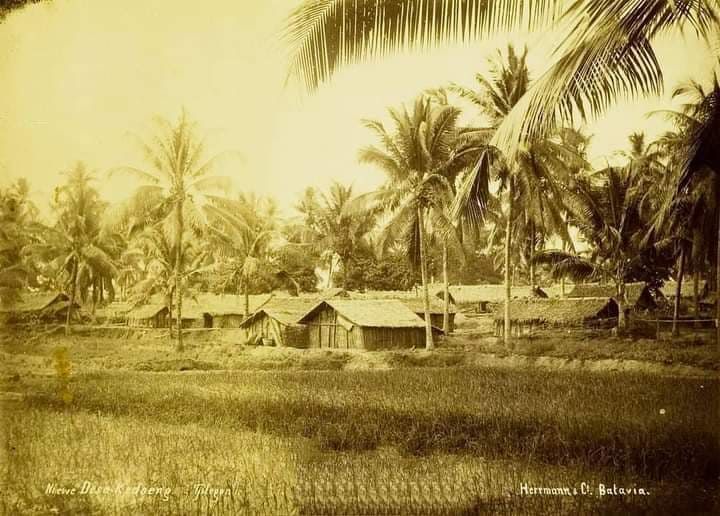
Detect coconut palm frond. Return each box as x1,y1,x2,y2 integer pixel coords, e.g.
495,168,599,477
450,148,494,226
533,249,597,282
284,0,563,91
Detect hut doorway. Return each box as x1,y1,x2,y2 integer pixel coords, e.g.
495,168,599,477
203,313,213,328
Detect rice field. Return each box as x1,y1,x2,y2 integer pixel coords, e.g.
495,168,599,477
2,334,718,514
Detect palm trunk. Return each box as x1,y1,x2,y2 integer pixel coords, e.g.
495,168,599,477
693,270,700,320
65,259,78,335
616,282,626,331
503,180,514,346
672,246,686,338
167,289,173,341
175,199,184,352
244,278,250,318
327,258,334,289
716,205,720,348
417,207,434,350
529,223,535,291
442,242,450,334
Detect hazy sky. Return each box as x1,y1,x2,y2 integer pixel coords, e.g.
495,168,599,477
1,0,717,218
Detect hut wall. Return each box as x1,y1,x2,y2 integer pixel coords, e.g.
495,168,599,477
361,327,425,350
215,314,244,328
306,305,358,349
282,324,309,348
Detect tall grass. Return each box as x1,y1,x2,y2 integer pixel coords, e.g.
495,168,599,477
15,367,719,480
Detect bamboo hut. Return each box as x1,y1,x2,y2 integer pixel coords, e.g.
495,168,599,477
298,299,439,350
177,293,273,328
493,297,618,337
566,282,659,311
93,301,132,324
127,304,169,328
429,285,538,313
399,298,456,333
0,292,81,323
239,298,315,347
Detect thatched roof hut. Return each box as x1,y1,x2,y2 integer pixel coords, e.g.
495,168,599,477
298,299,438,350
0,292,81,322
493,297,618,337
399,298,456,332
239,298,316,347
566,282,658,310
127,303,169,328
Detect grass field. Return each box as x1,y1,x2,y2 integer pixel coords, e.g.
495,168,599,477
1,331,719,514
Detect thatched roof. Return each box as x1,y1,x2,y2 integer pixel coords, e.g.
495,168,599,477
94,301,132,318
299,299,426,328
127,303,167,319
660,279,707,299
400,298,456,315
0,292,69,313
431,284,535,304
348,289,421,300
493,297,614,324
319,287,349,299
240,297,318,327
565,282,649,305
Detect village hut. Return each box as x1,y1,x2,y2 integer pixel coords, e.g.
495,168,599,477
493,297,618,337
297,299,440,350
127,303,169,328
428,285,538,312
178,293,273,328
239,298,316,347
348,289,419,300
566,282,659,311
0,292,82,323
399,298,456,333
93,301,132,324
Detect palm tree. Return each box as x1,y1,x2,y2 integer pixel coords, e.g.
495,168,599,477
31,164,116,333
0,179,41,306
358,96,465,348
450,47,580,345
297,182,377,290
284,0,718,156
113,111,232,351
534,165,655,330
205,194,280,316
660,74,720,344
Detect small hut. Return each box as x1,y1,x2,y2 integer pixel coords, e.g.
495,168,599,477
566,282,659,311
0,292,81,323
178,293,273,328
429,285,537,313
239,298,315,347
127,304,169,328
399,298,456,333
493,297,618,337
93,301,132,324
297,299,438,350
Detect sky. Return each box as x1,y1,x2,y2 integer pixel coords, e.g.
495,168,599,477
0,0,717,220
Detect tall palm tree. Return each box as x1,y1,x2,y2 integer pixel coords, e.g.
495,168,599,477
205,194,280,316
662,74,720,344
0,179,40,306
534,165,655,330
113,111,232,351
358,96,465,348
284,0,718,156
31,164,116,333
450,46,580,345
